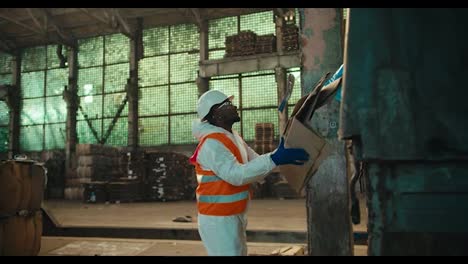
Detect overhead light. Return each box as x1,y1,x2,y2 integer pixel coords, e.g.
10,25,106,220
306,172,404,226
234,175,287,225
285,10,295,22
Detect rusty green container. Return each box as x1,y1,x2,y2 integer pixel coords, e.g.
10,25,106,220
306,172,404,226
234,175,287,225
342,8,468,255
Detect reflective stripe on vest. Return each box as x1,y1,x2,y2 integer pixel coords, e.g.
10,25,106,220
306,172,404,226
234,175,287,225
191,132,250,216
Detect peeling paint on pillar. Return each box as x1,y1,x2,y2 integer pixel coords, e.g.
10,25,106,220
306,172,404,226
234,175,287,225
300,8,343,94
299,8,352,256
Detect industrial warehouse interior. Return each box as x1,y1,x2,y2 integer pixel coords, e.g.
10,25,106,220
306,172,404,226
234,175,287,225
1,8,467,256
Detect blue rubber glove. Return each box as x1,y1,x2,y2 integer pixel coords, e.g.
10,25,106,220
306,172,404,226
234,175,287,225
270,137,310,165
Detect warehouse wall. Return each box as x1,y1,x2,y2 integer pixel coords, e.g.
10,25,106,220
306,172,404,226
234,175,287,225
0,10,303,156
0,52,12,155
299,8,352,256
0,11,304,174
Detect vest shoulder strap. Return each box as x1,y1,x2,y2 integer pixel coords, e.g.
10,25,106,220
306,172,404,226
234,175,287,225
200,133,243,164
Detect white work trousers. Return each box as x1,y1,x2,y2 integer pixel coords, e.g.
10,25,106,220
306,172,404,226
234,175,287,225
198,212,248,256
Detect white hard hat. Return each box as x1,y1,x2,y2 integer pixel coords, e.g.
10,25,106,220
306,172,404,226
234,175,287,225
197,90,234,120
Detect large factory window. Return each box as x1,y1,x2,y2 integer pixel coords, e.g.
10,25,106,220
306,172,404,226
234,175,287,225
20,47,46,152
44,45,68,150
208,10,301,142
77,34,129,147
17,45,69,152
0,52,12,153
139,23,199,146
14,9,301,150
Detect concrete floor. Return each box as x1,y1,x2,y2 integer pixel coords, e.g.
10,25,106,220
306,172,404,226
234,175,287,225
42,198,367,232
39,236,368,256
39,198,368,256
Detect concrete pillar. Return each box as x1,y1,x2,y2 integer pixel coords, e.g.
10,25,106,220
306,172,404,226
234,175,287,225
275,16,284,55
299,8,352,256
8,52,20,159
196,20,209,97
64,46,78,175
127,19,142,152
275,67,288,136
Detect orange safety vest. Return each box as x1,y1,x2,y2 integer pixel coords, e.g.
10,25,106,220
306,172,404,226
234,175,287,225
190,133,251,216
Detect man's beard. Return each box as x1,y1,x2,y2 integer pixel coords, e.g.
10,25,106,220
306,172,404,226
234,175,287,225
224,115,240,126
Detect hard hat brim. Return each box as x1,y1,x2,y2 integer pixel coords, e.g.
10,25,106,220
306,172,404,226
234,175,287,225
200,95,235,121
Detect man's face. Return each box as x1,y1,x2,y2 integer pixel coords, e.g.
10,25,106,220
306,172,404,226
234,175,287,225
212,99,240,123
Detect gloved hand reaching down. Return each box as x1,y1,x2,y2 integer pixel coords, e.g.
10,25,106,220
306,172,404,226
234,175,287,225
270,137,310,166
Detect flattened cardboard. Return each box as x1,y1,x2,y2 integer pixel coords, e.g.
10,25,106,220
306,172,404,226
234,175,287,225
280,117,331,195
278,77,341,195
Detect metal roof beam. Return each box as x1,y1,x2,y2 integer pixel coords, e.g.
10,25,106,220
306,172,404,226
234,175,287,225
26,8,46,34
38,8,76,48
190,8,203,29
0,13,42,34
112,8,134,39
79,8,133,39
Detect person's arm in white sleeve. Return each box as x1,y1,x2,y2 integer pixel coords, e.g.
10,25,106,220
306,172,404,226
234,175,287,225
243,140,260,161
197,138,276,186
242,140,269,184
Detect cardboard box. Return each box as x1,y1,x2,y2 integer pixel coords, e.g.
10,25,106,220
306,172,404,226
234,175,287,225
279,76,342,195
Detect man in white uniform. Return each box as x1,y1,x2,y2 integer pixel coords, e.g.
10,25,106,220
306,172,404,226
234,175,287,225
190,90,309,256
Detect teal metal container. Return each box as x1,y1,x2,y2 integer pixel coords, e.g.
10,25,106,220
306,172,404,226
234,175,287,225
341,8,468,255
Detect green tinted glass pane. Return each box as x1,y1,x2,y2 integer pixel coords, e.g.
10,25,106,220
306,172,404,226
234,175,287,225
288,67,300,72
21,98,44,125
22,46,46,72
47,44,68,69
78,36,104,67
105,33,129,64
102,117,128,147
0,126,8,152
169,53,198,83
21,71,45,98
242,108,278,141
45,96,67,123
143,26,169,57
78,67,103,96
139,56,168,87
241,69,274,77
240,11,275,35
0,52,12,74
170,24,199,53
0,73,11,85
241,74,277,108
139,117,168,146
170,114,197,144
44,123,65,150
0,102,8,126
20,125,43,151
103,92,128,118
208,50,225,60
77,119,102,144
288,69,302,104
139,86,169,116
104,63,129,93
78,94,102,120
288,105,296,119
46,68,68,96
209,78,240,107
296,8,300,25
209,16,238,50
170,83,198,114
211,74,239,80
